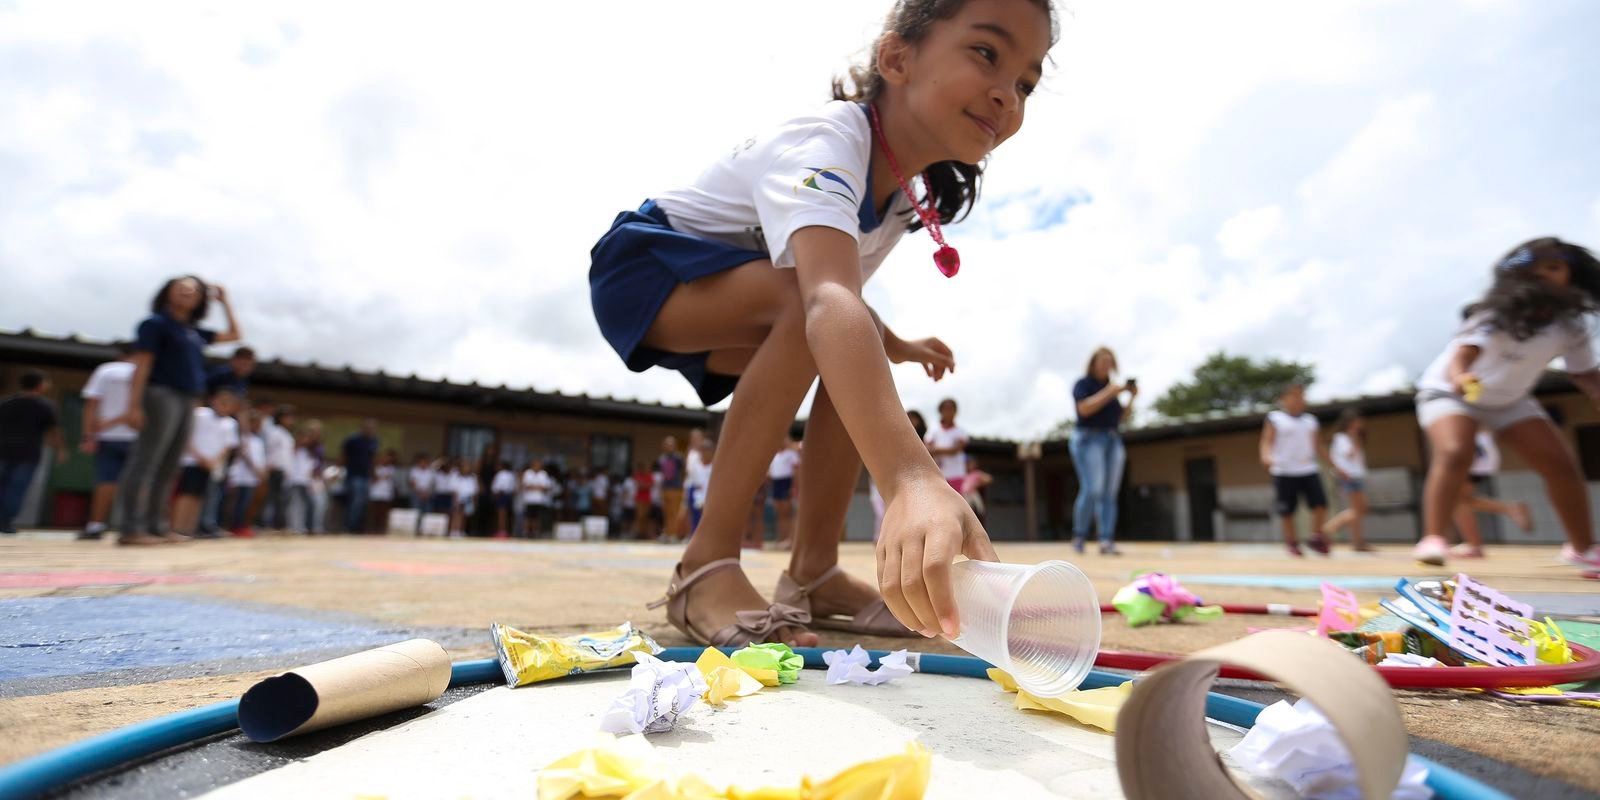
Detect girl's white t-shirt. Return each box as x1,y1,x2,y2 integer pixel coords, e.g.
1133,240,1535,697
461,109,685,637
768,448,801,481
289,447,317,486
1329,432,1367,479
1266,410,1320,477
924,425,969,480
453,472,478,501
370,464,395,501
1419,312,1599,407
492,469,517,494
228,434,266,487
653,101,911,279
409,466,434,498
181,407,238,468
432,470,457,495
686,451,712,491
521,469,554,505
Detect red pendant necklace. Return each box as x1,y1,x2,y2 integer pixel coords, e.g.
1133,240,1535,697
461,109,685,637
868,104,960,278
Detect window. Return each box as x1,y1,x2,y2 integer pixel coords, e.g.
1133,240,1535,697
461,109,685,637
446,425,497,461
591,435,632,478
1576,424,1600,481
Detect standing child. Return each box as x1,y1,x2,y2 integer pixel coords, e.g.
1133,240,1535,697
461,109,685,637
631,463,655,540
1322,409,1375,552
430,458,457,518
619,471,638,538
408,454,435,534
1446,431,1535,558
286,422,321,534
1260,384,1331,557
261,404,297,531
685,436,715,537
1412,238,1600,569
226,410,266,537
77,345,138,540
174,389,241,537
767,437,802,550
520,460,555,537
587,0,1051,644
491,460,517,537
450,457,477,537
924,398,970,493
369,449,397,534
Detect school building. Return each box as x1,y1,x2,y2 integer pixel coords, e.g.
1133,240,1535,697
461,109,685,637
4,328,1598,545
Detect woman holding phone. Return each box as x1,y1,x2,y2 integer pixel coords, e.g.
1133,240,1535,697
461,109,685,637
1071,346,1136,555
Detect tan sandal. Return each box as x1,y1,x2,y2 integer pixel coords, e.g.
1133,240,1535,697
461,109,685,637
775,565,915,637
648,558,812,647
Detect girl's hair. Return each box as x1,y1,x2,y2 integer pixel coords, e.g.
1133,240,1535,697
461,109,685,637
907,410,928,438
1466,237,1600,340
1332,408,1364,441
1085,346,1117,380
832,0,1059,230
151,275,211,321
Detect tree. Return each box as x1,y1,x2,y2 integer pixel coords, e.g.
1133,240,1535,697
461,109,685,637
1152,351,1316,419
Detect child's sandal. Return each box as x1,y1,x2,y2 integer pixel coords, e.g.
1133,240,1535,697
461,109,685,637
648,558,811,647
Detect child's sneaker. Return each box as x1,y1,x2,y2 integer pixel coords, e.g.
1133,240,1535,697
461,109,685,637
1559,543,1600,570
1412,535,1449,566
1307,535,1331,556
1286,543,1304,558
1448,543,1485,559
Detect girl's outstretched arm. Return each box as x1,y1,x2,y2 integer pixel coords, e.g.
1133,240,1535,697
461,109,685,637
790,225,997,639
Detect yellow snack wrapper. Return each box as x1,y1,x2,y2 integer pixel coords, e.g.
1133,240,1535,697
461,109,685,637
493,622,663,687
988,668,1132,733
537,734,929,800
1527,617,1574,665
695,648,768,705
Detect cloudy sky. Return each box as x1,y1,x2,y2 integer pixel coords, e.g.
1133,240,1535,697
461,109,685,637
3,0,1597,438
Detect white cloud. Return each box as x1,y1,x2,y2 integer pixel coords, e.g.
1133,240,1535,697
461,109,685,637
1216,205,1285,262
1,1,1597,438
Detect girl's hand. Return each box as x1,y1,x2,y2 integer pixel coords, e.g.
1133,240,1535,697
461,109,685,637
876,476,998,638
210,284,229,303
79,437,98,455
890,336,956,381
125,408,145,430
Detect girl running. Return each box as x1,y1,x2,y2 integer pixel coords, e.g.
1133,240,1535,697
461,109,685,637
589,0,1054,645
1412,237,1600,568
1322,409,1375,552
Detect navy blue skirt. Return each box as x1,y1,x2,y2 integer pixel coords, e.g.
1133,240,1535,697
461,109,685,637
589,200,768,406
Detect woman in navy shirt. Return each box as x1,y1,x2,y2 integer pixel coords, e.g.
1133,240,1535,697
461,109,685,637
117,277,242,545
1071,346,1136,555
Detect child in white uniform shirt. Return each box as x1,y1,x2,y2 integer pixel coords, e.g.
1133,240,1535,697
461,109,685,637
173,390,241,537
1321,409,1374,552
491,461,517,537
587,0,1052,646
1259,384,1331,557
1412,238,1600,569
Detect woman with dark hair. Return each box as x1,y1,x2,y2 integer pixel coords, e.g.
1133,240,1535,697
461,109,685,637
1071,346,1135,555
1412,237,1600,569
1322,409,1375,552
117,277,241,545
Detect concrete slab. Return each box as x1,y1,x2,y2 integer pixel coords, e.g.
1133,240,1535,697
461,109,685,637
200,670,1294,800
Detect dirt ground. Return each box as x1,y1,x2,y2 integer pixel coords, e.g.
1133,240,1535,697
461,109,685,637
2,533,1597,791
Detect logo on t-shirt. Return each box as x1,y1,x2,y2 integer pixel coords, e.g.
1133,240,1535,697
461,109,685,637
797,166,860,207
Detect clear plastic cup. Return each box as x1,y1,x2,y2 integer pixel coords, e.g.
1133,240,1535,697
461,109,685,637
947,559,1101,697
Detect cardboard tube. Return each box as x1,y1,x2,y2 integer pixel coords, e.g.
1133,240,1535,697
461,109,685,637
237,639,451,743
1115,630,1407,800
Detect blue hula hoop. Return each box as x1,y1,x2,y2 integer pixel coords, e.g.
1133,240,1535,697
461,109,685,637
0,647,1509,800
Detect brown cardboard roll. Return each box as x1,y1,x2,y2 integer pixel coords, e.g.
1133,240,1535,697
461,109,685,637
238,639,451,743
1115,630,1408,800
